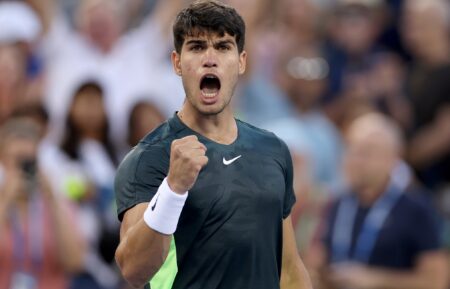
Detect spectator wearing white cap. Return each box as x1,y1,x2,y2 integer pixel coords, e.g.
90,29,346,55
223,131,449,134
0,1,41,44
0,1,42,125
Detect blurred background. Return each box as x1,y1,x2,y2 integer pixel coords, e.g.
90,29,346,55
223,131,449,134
0,0,448,288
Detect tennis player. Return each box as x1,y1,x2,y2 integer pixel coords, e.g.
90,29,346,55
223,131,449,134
114,1,312,288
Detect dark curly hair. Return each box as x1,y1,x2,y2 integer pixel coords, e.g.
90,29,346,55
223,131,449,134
173,0,246,54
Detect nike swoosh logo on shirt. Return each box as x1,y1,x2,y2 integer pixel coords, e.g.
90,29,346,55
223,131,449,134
223,155,242,165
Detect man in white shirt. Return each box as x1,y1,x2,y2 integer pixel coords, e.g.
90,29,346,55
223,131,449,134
29,0,187,156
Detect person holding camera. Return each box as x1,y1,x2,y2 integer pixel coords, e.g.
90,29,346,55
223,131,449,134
0,118,85,289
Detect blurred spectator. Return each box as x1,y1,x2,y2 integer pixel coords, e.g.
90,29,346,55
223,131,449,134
274,0,324,61
127,100,165,148
265,45,343,192
401,0,450,191
11,103,49,140
49,80,121,289
0,118,84,289
323,0,394,126
10,103,63,191
226,0,291,126
309,113,448,289
224,0,275,76
0,1,42,124
366,52,411,128
10,103,64,182
232,0,326,126
60,81,118,194
262,44,343,252
27,0,185,156
0,44,27,123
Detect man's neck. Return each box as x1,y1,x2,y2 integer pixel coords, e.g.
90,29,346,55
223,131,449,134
177,106,237,145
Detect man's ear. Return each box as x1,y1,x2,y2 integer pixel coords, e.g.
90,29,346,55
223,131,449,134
171,51,182,76
238,50,247,75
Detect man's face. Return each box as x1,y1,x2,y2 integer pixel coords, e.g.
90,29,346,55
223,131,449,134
332,6,379,56
77,0,124,51
70,89,106,133
172,32,246,116
0,136,37,171
343,126,396,192
401,2,445,60
0,45,26,122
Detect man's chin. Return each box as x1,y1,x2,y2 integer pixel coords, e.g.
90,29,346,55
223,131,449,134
196,104,227,116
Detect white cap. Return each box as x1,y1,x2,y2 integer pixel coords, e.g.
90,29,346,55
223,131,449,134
0,1,41,44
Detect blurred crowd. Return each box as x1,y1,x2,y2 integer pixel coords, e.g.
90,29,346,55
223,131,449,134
0,0,449,288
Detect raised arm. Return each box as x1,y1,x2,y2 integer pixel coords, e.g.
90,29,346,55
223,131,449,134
135,0,186,55
146,0,185,35
115,135,208,288
24,0,57,34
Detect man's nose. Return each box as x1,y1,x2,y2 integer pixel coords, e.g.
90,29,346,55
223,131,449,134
202,48,218,68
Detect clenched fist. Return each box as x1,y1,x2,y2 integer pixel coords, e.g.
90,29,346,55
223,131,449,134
167,135,208,194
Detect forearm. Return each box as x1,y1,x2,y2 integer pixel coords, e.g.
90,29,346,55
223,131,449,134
369,267,447,289
281,257,313,289
281,217,313,289
47,197,84,273
408,123,450,168
116,218,171,288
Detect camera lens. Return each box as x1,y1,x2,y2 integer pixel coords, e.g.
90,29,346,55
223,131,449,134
20,158,37,180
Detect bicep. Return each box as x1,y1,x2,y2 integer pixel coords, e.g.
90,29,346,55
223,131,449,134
120,203,149,239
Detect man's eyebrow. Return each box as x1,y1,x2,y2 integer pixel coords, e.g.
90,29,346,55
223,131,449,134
214,39,235,46
185,39,207,45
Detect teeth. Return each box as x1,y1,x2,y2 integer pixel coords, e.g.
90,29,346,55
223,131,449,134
202,91,218,97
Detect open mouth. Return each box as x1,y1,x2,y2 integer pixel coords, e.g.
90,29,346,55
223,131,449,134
200,74,221,97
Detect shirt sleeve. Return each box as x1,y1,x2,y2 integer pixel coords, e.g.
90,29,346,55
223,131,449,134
279,139,296,219
114,143,169,221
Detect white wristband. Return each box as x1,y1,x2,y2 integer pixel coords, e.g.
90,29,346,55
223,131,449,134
143,177,188,235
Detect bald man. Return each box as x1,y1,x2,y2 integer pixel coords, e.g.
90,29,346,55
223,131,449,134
311,113,448,289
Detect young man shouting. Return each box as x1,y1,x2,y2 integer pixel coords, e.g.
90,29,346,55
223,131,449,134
114,1,312,288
